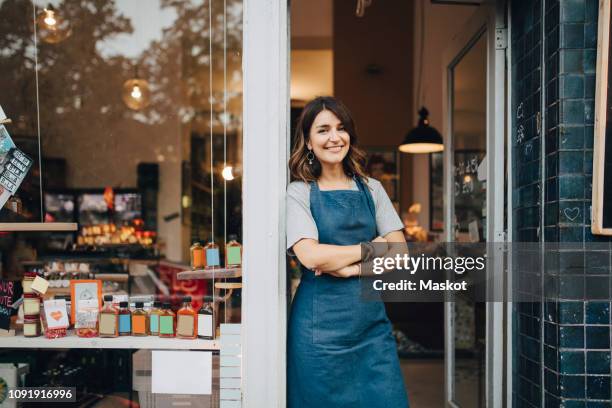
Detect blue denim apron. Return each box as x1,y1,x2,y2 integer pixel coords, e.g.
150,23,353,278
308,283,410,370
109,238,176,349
287,177,409,407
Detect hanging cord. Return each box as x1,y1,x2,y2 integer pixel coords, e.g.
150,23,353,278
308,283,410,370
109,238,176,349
32,3,44,221
416,0,426,110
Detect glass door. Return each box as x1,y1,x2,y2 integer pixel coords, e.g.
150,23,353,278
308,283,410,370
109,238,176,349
443,4,506,407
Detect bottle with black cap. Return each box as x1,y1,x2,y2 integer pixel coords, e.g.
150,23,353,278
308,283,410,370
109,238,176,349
149,301,162,336
176,296,197,339
118,301,131,336
99,295,118,337
131,301,148,336
197,302,215,339
159,302,175,338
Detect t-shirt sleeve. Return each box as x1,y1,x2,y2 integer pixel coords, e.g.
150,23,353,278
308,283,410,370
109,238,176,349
369,178,404,237
286,182,318,253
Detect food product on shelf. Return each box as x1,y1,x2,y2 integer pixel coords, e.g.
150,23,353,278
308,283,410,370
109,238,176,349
190,242,206,269
197,302,215,340
98,295,119,338
118,301,131,336
149,301,162,336
23,315,41,337
177,296,197,339
159,302,175,338
225,234,242,268
204,239,220,269
131,302,148,336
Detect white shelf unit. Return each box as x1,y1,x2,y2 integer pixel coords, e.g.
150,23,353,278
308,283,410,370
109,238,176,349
0,335,219,350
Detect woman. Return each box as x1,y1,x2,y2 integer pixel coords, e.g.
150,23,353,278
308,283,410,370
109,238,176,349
286,96,409,407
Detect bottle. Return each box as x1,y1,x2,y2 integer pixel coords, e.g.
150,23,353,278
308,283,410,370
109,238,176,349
204,239,220,269
225,234,242,268
131,302,148,336
149,301,162,336
98,295,119,338
118,301,131,336
158,303,175,338
176,296,197,339
190,242,206,270
197,302,215,340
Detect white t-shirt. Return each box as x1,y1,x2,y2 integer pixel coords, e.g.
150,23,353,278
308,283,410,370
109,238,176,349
286,177,404,252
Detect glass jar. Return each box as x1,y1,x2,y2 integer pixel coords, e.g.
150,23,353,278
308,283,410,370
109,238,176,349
23,315,41,337
22,272,37,295
23,294,40,315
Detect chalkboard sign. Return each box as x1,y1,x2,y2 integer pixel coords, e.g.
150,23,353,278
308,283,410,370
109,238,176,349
593,0,612,235
0,279,16,330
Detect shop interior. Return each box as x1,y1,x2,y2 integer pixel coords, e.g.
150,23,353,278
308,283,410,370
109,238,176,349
0,0,243,405
290,1,488,407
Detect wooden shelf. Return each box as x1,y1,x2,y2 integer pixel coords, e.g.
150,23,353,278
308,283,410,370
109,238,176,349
0,223,77,232
0,334,219,350
177,268,242,280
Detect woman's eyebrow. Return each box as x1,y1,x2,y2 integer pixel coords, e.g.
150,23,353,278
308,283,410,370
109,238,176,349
315,124,330,128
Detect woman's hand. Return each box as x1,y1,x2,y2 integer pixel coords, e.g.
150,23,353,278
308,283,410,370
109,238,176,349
314,264,360,278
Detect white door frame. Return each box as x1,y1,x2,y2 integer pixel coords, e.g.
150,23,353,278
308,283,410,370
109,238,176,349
442,2,506,407
242,0,289,406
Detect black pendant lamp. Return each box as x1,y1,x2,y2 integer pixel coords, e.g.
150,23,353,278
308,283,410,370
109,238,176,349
399,107,444,154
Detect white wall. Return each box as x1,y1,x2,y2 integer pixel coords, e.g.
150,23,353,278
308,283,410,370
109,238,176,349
411,0,476,230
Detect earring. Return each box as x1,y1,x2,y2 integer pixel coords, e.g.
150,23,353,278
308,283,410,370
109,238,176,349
306,150,315,165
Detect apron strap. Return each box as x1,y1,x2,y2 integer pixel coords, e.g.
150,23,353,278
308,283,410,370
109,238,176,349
355,176,378,233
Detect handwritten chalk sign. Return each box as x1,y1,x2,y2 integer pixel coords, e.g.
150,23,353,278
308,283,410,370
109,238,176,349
0,279,15,330
593,0,612,235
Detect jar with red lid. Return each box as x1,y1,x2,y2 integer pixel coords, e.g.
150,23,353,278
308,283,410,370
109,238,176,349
23,315,41,337
23,294,41,316
22,272,38,295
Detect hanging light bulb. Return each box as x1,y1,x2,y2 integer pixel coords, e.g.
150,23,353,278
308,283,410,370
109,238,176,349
222,166,234,181
122,66,151,111
36,4,71,44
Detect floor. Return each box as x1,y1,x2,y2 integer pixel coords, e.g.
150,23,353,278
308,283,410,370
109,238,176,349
401,359,445,408
401,358,482,408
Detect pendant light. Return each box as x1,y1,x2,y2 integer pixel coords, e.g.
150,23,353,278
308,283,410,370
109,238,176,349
399,107,443,153
36,4,72,44
122,66,150,111
399,0,444,154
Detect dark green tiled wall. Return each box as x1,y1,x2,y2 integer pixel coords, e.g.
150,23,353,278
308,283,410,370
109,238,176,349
513,0,612,406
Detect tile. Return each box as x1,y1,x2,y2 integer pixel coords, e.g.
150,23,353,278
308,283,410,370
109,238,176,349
586,376,611,399
561,74,584,98
559,201,584,224
560,0,585,23
585,0,598,22
559,125,585,149
584,74,595,98
559,151,584,174
560,351,585,374
586,351,611,374
563,99,585,124
584,151,592,174
585,302,610,324
585,276,610,300
584,20,597,50
545,368,559,394
559,301,584,323
559,175,585,199
586,326,610,349
560,325,585,348
561,23,585,48
583,49,596,73
561,49,583,73
545,345,559,371
559,374,585,398
559,226,584,243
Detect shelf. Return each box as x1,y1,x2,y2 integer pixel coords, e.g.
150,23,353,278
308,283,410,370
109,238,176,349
0,223,77,232
177,268,242,280
0,334,219,350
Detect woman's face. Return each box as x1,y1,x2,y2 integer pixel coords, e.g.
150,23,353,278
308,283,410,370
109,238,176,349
307,109,350,166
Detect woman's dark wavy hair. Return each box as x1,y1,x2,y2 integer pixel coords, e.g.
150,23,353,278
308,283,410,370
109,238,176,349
289,96,368,183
